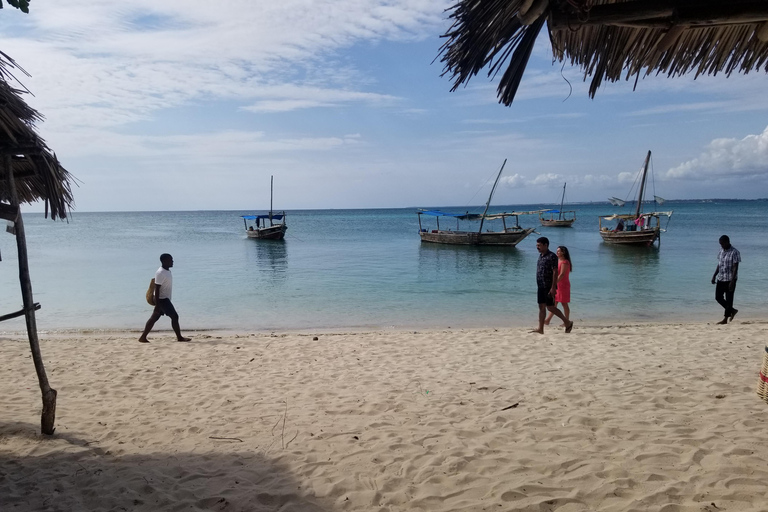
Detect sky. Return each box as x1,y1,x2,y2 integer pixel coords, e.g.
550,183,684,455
1,0,767,213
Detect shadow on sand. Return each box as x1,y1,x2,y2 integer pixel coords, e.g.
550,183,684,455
0,420,329,512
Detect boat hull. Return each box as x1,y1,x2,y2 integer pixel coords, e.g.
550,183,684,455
540,219,575,227
599,228,659,246
246,225,287,240
420,228,535,246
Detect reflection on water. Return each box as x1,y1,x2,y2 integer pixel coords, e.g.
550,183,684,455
244,239,287,284
418,243,527,274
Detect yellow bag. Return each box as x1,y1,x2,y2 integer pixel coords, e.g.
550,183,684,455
146,278,156,306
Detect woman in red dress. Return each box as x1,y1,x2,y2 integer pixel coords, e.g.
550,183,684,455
545,246,572,325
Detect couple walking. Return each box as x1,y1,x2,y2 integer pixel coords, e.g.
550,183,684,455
532,237,573,334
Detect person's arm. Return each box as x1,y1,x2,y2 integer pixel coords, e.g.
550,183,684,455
550,266,558,296
154,283,161,305
712,266,718,284
729,262,738,291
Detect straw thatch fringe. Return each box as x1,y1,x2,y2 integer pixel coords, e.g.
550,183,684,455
0,53,74,220
440,0,768,105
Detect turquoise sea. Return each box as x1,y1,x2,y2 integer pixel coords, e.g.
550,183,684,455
0,200,766,333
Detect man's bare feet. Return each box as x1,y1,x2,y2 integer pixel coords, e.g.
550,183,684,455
138,338,149,343
177,337,191,342
543,319,551,325
529,329,544,334
716,318,728,325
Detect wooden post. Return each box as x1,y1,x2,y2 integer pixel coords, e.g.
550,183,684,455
4,154,57,435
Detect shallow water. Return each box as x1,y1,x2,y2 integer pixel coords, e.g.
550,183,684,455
0,200,765,332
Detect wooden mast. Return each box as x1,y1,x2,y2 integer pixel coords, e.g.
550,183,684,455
3,154,57,435
635,151,652,219
269,175,274,226
478,159,507,234
558,182,567,220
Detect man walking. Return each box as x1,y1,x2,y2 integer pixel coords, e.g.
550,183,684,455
139,253,191,343
712,235,740,325
532,237,573,334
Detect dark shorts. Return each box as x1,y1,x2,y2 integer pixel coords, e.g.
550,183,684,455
537,286,555,306
156,298,179,320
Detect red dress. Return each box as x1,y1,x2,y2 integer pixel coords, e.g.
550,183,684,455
555,260,571,303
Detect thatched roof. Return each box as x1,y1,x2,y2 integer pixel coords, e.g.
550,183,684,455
0,52,74,220
439,0,768,105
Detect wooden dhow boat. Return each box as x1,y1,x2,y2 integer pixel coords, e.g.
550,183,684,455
539,182,575,227
241,176,287,240
599,151,672,246
417,159,536,246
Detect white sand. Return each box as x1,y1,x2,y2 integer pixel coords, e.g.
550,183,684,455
2,321,768,511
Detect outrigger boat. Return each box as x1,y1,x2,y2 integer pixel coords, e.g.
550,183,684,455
599,151,672,246
241,176,287,240
539,182,575,227
417,159,537,246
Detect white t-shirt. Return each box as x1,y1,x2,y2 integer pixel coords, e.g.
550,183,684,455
154,267,173,300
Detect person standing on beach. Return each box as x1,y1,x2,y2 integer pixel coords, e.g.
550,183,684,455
545,246,572,326
532,237,573,334
712,235,740,325
139,253,191,343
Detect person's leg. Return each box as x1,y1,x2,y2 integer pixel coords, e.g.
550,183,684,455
165,301,190,341
544,303,556,325
715,281,729,323
725,281,737,321
139,309,162,342
531,303,547,334
562,302,570,322
546,304,573,332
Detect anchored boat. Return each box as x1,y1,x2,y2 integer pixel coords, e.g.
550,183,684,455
599,151,672,246
417,159,536,247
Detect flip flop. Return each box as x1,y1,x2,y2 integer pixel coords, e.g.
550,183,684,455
565,321,574,333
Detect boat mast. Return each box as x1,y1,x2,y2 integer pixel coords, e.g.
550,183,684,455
269,175,274,226
558,182,566,220
635,151,651,219
478,159,507,233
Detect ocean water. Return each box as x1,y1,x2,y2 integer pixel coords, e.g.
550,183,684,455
0,200,765,332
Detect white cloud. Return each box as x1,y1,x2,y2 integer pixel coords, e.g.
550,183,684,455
666,126,768,180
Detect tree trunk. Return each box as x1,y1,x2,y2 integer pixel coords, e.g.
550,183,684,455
4,154,57,435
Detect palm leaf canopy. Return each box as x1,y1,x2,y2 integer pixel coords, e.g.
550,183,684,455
439,0,768,105
0,52,74,220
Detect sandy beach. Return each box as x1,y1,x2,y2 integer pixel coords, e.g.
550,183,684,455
2,321,768,511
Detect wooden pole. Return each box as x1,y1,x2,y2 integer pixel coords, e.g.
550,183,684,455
4,154,57,435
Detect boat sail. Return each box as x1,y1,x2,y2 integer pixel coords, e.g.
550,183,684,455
241,175,287,240
599,151,672,246
540,182,576,227
654,195,666,205
608,197,625,207
417,159,536,246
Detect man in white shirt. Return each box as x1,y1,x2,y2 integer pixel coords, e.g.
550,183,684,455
139,253,191,343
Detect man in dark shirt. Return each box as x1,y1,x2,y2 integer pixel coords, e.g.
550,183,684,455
532,237,573,334
711,235,741,324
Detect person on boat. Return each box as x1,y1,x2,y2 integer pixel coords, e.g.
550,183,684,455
614,218,625,232
544,246,572,326
139,253,191,343
712,235,740,325
532,237,573,334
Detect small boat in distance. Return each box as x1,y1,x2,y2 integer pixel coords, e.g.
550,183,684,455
417,159,536,246
241,175,287,240
599,151,672,246
540,182,575,227
608,197,625,207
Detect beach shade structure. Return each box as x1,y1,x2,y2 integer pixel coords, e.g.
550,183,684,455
439,0,768,105
0,52,75,435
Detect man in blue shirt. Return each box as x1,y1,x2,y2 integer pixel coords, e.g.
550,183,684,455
532,237,573,334
712,235,741,324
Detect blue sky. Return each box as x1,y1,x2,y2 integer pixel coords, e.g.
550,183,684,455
1,1,767,212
